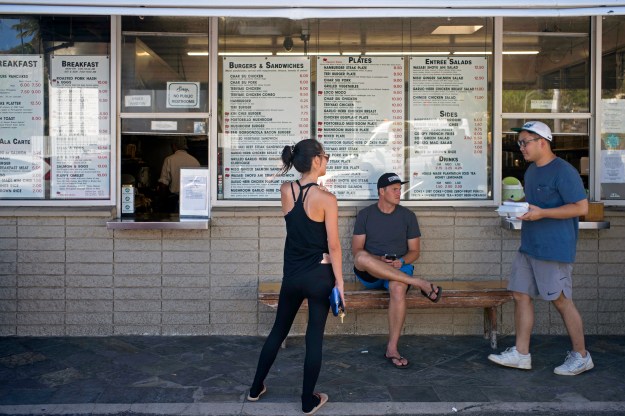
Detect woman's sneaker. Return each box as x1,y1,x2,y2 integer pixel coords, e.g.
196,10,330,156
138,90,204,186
554,351,594,376
487,346,532,370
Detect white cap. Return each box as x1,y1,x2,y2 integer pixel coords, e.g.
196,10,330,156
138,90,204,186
512,121,553,142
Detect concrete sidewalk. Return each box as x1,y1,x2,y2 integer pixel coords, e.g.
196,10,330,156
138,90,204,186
1,334,624,415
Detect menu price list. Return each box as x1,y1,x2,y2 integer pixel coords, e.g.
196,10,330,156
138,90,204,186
0,55,45,199
408,57,488,199
49,56,111,199
317,56,404,199
222,57,310,198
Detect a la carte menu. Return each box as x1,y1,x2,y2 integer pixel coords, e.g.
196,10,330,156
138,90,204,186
0,55,45,199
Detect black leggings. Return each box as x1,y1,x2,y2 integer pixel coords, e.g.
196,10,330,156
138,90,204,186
251,263,334,410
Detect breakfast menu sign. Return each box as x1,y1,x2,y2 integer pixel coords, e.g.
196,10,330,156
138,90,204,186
49,55,111,199
316,56,404,199
222,57,310,199
0,55,45,199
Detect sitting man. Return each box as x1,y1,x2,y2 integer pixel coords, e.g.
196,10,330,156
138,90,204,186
352,172,442,369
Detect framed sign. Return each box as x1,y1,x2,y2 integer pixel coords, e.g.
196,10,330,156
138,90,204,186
179,168,210,218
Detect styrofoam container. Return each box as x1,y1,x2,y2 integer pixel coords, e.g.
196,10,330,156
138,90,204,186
496,201,529,217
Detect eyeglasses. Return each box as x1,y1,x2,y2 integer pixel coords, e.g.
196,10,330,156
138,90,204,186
318,153,330,162
517,138,541,148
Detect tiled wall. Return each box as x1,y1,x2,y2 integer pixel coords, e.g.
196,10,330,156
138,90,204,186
0,208,623,336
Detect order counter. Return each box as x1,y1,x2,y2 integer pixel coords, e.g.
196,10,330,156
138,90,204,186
501,219,610,230
106,214,209,230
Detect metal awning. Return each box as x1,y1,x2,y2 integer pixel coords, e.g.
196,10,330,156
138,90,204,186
1,0,625,17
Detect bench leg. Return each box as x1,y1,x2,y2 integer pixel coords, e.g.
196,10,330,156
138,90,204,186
484,306,498,349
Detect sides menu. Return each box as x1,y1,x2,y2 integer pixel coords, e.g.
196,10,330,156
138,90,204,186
49,55,111,199
222,57,310,199
408,57,488,199
317,56,404,199
0,55,45,199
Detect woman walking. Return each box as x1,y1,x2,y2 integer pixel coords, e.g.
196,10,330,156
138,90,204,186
247,139,344,415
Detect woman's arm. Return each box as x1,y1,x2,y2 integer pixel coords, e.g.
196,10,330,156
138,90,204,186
323,192,345,305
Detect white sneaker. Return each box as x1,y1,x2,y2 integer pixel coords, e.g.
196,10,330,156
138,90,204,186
488,346,532,370
554,351,594,376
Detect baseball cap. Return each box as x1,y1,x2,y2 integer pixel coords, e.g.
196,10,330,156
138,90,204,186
511,121,553,141
377,172,408,189
173,137,189,149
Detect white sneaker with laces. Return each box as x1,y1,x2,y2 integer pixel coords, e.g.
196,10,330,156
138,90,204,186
554,351,594,376
488,346,532,370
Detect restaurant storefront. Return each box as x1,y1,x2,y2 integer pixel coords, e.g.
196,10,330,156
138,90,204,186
1,2,624,336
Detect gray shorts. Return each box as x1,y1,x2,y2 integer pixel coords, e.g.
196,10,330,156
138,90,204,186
508,251,573,301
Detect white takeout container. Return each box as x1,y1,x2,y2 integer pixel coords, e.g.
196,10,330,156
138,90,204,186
496,202,529,217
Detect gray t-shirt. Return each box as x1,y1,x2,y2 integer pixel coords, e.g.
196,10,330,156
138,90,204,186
353,203,421,257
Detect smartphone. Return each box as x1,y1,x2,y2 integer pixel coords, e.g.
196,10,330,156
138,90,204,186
385,254,397,261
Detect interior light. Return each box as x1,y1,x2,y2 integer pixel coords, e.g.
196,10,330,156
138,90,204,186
218,52,273,56
365,51,450,56
276,52,305,56
308,52,341,56
136,51,150,57
187,51,209,56
432,25,483,35
503,51,540,55
454,51,493,55
341,52,362,56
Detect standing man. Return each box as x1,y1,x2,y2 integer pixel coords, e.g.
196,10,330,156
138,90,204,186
488,121,593,376
158,137,200,213
352,173,442,369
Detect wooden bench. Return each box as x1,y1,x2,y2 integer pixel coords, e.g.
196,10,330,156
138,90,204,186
258,280,513,349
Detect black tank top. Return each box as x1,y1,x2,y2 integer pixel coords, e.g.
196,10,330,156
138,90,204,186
283,180,329,278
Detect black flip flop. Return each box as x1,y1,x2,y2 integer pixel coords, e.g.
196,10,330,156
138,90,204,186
384,353,411,369
421,284,442,303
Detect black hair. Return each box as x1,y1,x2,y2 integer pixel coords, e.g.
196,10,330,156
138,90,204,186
280,139,324,175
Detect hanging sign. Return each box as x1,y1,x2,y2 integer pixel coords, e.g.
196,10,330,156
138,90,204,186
49,55,110,199
0,55,45,199
222,57,310,199
316,56,404,199
408,57,488,199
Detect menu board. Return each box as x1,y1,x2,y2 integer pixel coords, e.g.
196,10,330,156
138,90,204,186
408,57,488,199
0,55,45,199
222,57,310,199
317,56,404,199
49,56,110,199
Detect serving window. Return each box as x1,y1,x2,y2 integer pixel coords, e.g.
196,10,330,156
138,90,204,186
216,17,494,202
0,15,111,203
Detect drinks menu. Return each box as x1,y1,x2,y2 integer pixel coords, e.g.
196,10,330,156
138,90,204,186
0,55,45,199
222,57,310,198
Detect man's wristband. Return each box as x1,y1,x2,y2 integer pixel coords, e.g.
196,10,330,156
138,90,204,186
400,257,405,265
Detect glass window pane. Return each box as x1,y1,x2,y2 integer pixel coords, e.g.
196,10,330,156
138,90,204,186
121,17,209,114
502,17,590,113
1,15,111,202
600,16,625,200
501,118,589,194
217,17,493,201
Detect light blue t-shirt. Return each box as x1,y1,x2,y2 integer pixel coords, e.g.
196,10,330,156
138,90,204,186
521,157,586,263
